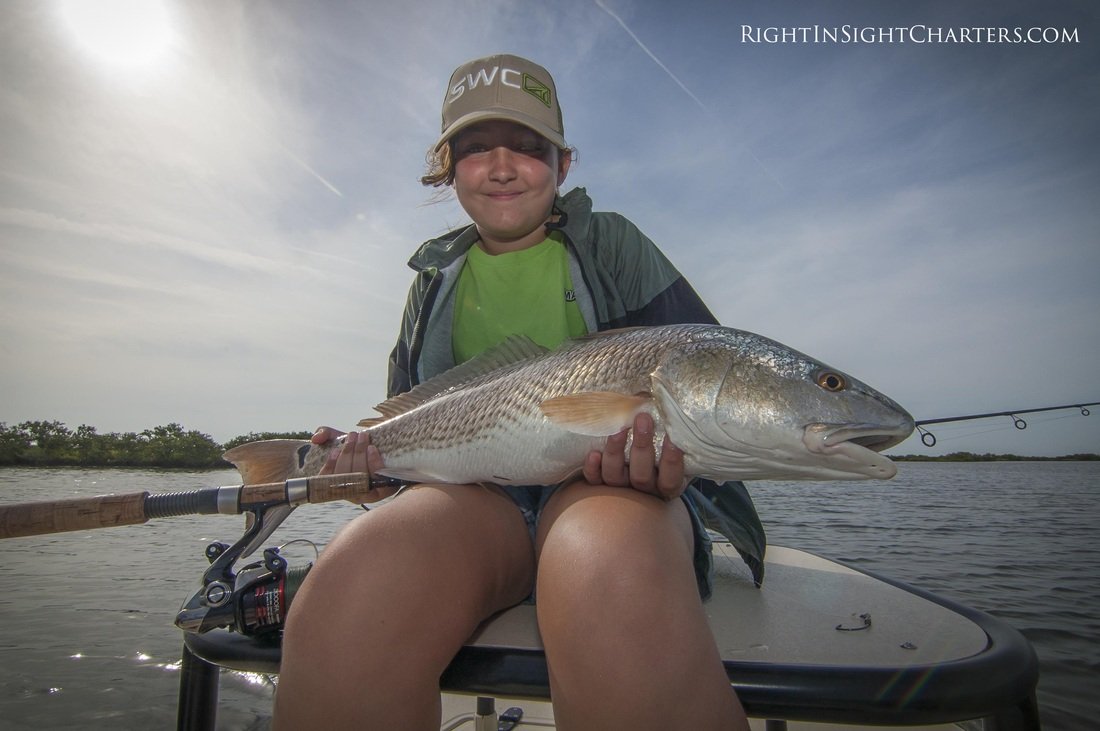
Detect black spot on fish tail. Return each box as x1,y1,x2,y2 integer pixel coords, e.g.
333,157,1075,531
296,444,311,470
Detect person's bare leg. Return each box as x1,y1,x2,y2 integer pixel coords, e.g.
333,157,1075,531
273,484,535,730
535,483,749,731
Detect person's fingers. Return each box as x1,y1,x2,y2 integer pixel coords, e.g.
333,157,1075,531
601,428,630,486
318,430,368,476
318,437,341,475
337,431,367,473
628,413,658,494
655,436,687,500
582,450,603,484
365,441,385,474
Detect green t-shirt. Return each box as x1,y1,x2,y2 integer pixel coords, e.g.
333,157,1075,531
452,236,588,364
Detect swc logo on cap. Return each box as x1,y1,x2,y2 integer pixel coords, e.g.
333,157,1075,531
448,66,553,108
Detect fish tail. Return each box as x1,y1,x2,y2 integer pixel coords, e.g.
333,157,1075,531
222,438,331,484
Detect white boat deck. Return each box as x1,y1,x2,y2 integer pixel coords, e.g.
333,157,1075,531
443,543,988,729
465,543,987,668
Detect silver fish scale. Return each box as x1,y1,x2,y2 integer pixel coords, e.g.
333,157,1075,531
364,327,708,477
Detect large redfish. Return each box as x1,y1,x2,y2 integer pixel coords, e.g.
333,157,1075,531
225,325,914,486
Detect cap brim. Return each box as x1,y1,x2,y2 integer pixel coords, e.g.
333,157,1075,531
434,109,567,152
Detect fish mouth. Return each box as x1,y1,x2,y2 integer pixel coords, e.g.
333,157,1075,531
802,422,913,479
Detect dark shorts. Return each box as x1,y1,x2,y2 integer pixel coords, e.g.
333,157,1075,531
498,484,714,601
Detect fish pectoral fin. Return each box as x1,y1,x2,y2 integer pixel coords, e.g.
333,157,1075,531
222,438,316,484
539,391,651,436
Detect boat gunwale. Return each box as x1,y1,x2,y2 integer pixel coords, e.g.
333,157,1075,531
183,547,1041,728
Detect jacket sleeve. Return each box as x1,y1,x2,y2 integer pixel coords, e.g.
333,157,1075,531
619,276,719,328
592,213,718,328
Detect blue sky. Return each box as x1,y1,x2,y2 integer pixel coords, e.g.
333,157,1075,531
1,0,1097,457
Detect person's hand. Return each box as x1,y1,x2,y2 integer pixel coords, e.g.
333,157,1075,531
316,428,385,472
582,412,687,500
314,427,395,501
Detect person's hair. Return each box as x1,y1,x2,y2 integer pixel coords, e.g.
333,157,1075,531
420,140,576,189
420,142,457,188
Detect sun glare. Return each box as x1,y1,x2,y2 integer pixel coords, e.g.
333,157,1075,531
57,0,177,73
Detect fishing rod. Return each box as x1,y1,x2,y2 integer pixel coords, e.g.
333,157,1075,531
0,469,396,637
913,402,1099,448
0,472,380,540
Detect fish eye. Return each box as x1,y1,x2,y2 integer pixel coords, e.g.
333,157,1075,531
816,371,846,392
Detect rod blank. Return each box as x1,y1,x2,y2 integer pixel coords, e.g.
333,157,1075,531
915,402,1098,427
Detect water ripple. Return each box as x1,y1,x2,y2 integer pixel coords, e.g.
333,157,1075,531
1,463,1097,730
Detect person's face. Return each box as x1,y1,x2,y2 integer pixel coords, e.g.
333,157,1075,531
452,120,570,253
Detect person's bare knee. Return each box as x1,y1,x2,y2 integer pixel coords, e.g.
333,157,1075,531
319,483,533,611
274,484,535,729
532,484,742,731
535,482,694,593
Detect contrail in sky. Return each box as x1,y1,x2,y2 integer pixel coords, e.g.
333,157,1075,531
593,0,785,189
594,0,708,112
281,146,345,198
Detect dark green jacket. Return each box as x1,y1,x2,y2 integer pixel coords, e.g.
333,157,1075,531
387,187,767,585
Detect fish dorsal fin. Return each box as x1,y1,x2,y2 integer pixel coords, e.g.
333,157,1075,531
572,326,650,340
549,326,648,353
360,335,548,426
540,391,652,436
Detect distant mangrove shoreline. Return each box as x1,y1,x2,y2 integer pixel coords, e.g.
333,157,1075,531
892,452,1098,462
1,421,1097,469
0,421,308,469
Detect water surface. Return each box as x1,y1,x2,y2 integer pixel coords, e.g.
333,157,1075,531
0,463,1096,729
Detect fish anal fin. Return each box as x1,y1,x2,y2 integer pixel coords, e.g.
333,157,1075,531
540,391,652,436
222,438,317,484
374,468,429,482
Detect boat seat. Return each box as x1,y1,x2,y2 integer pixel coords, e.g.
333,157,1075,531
177,544,1041,730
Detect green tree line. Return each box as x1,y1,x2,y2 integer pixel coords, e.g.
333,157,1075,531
0,421,312,469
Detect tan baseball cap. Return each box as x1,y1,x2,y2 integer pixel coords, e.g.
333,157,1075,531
434,54,566,152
